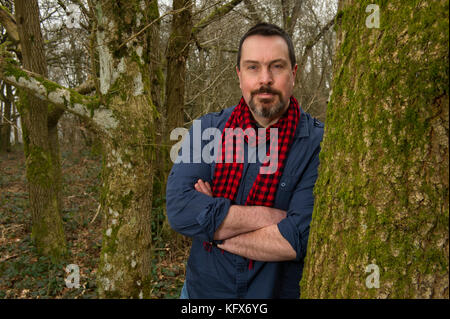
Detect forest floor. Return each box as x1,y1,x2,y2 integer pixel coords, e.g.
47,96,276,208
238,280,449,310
0,144,188,299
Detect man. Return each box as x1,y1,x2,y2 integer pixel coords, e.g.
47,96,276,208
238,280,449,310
166,23,324,298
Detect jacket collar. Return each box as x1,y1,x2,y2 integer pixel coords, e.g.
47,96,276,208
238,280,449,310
295,106,309,138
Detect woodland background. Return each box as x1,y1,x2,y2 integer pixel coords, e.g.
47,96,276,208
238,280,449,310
0,0,448,299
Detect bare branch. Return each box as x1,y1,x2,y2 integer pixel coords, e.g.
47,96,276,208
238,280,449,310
118,5,192,50
298,14,336,72
192,0,243,36
243,0,262,23
0,4,19,43
286,0,303,37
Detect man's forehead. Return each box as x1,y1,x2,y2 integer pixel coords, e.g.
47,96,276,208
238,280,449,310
240,35,290,59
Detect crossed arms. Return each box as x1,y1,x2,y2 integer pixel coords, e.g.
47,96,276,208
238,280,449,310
194,179,296,262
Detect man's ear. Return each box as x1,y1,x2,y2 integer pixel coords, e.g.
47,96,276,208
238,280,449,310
236,66,242,89
292,64,298,84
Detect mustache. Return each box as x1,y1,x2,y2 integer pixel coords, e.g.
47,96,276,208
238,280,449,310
251,86,281,96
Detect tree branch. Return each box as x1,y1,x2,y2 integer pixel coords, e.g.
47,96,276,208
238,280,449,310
298,14,336,71
0,56,116,133
74,77,96,95
0,4,19,43
243,0,262,23
286,0,304,37
191,0,243,37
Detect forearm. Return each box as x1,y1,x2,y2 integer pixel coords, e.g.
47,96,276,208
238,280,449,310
213,205,286,240
217,224,296,262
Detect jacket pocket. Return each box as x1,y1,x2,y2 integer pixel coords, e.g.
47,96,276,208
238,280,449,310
275,175,298,209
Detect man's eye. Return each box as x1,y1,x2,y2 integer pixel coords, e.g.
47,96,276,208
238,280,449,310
247,65,257,70
273,64,283,69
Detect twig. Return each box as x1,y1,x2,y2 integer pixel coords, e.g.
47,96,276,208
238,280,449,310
117,5,193,50
0,114,19,131
0,254,18,263
90,203,101,224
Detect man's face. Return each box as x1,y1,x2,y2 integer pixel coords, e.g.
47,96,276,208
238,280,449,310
237,35,297,124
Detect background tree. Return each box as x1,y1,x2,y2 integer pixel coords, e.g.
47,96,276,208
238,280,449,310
301,0,449,298
13,0,67,260
1,0,156,297
0,83,13,152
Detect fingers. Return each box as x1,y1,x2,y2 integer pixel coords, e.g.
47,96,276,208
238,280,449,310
194,179,213,196
195,179,210,195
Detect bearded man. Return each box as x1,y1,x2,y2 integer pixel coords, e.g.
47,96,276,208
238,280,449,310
166,22,324,299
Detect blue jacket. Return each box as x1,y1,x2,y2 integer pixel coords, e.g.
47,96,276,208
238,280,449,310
166,103,324,298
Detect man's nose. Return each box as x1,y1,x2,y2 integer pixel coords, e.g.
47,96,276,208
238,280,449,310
259,67,273,85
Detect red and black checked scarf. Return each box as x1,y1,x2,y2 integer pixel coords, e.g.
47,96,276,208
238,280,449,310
212,96,300,206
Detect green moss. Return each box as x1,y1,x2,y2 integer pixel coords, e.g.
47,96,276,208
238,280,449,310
301,0,449,298
3,62,30,82
120,190,134,210
25,145,53,188
147,0,160,20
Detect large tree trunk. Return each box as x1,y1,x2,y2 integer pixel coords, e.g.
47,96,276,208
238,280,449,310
93,0,156,298
301,0,449,298
14,0,67,260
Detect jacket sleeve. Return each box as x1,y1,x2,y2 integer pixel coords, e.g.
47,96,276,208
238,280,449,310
166,116,231,242
277,136,322,262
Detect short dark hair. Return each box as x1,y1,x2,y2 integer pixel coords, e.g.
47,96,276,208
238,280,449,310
237,23,296,70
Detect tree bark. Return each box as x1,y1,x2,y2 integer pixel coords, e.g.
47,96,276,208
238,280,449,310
13,102,19,144
281,0,303,38
0,84,12,152
301,0,449,298
14,0,67,261
93,0,156,298
165,0,192,134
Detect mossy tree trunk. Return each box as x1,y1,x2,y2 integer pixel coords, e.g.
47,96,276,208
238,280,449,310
1,0,158,298
14,0,67,261
93,0,156,298
301,0,449,298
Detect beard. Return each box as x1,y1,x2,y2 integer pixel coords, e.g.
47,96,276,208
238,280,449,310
248,86,289,119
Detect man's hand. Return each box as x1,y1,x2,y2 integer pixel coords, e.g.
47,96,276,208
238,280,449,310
217,224,297,262
193,178,294,261
195,179,212,197
194,178,287,240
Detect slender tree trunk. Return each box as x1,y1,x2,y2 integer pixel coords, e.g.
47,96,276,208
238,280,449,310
13,102,19,144
14,0,66,260
93,0,156,298
47,107,64,216
301,0,449,298
147,0,167,214
165,0,192,134
0,85,12,152
158,0,193,248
